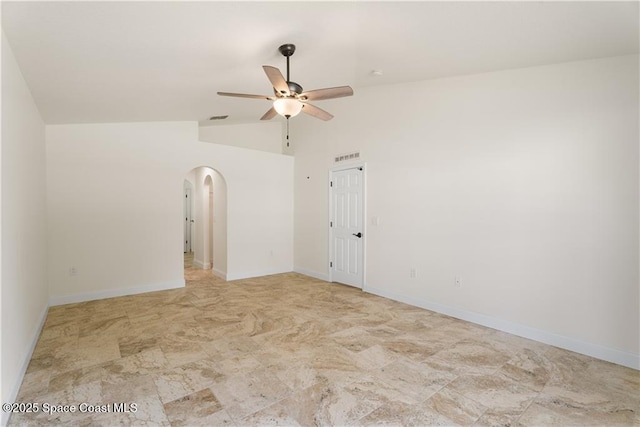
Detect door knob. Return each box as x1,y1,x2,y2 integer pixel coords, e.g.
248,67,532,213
352,232,362,238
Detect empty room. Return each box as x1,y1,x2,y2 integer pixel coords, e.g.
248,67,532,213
1,1,638,426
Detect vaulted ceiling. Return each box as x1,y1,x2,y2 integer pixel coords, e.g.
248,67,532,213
2,1,638,125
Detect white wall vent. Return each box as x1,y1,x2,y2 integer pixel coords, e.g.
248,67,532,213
334,151,360,163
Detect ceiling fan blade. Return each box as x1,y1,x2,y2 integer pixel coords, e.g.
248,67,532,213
300,86,353,101
260,107,278,121
301,103,334,121
217,92,274,100
263,66,290,96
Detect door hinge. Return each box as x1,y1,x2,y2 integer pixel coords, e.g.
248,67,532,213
330,261,333,267
330,221,333,227
330,181,333,187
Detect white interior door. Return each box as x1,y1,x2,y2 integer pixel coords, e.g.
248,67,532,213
330,167,364,288
184,187,192,253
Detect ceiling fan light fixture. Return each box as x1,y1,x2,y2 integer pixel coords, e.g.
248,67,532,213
273,98,303,118
218,43,352,122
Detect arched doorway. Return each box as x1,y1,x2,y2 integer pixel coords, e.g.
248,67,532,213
183,166,227,280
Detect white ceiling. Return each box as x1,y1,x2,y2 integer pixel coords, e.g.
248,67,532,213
2,1,638,125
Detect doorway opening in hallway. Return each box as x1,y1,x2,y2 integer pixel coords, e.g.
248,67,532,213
183,166,227,282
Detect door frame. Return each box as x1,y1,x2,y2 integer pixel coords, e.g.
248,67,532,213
328,162,367,289
183,181,193,253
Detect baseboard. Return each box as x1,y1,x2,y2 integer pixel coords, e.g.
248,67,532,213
226,267,294,281
2,303,49,427
193,259,211,269
49,280,186,306
293,266,330,282
365,286,639,371
212,268,227,280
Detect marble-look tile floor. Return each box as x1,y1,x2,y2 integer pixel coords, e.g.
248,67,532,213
9,254,639,426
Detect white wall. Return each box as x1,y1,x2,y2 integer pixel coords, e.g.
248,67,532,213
46,121,293,303
293,55,639,369
1,32,49,422
199,121,285,154
212,169,228,278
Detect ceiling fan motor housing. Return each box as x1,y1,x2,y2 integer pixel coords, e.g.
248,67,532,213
288,81,303,95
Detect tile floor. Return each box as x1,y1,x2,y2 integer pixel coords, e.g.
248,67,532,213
8,254,639,426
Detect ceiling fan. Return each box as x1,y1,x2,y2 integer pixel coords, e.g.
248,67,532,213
217,43,353,121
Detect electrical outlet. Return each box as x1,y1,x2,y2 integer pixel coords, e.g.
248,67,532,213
69,267,77,276
454,276,461,287
410,268,417,278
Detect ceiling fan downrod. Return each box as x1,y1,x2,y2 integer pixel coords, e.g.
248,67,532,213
278,44,302,95
278,43,295,83
286,52,290,82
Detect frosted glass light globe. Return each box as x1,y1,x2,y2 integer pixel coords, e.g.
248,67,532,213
274,98,303,117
